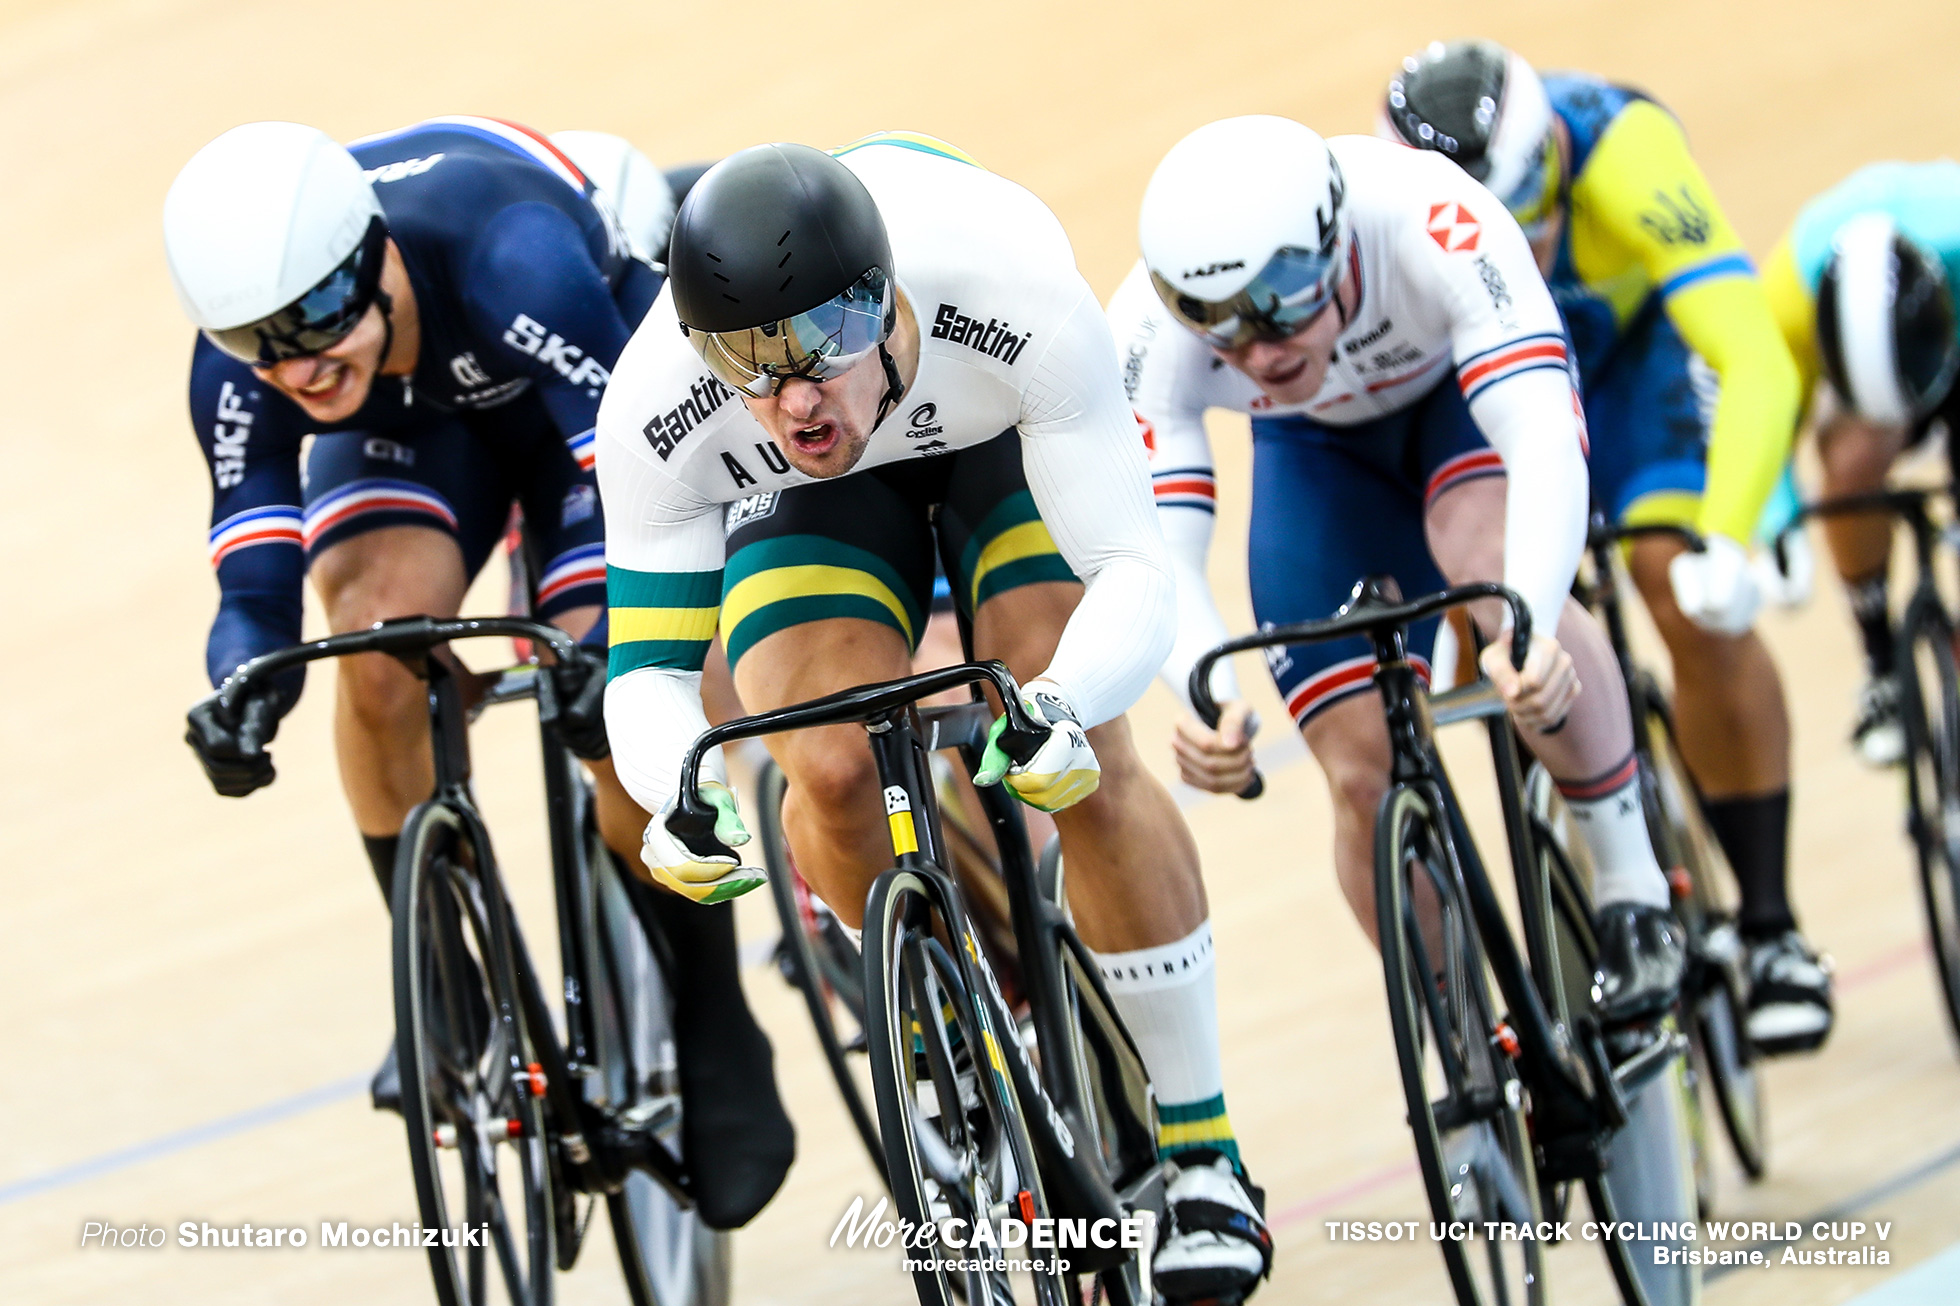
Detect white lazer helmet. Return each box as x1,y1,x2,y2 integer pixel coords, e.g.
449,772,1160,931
1817,212,1960,427
164,121,387,365
1140,115,1350,350
550,130,678,265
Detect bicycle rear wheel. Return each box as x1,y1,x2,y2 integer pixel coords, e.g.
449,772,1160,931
1377,785,1545,1306
1641,704,1766,1181
393,801,555,1306
1901,600,1960,1051
863,868,1065,1306
581,819,731,1306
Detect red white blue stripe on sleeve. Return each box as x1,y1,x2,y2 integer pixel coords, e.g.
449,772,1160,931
537,542,607,613
1456,333,1570,405
208,505,303,567
1151,466,1217,514
567,427,597,472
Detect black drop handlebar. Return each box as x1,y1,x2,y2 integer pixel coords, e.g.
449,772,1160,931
1188,579,1536,802
667,660,1049,851
216,614,581,717
1586,515,1706,554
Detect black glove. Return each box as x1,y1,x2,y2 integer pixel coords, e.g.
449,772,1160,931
185,686,285,797
540,646,610,761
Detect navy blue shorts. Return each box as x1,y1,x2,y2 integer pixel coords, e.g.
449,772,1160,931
1250,378,1507,727
300,392,606,618
1581,297,1716,526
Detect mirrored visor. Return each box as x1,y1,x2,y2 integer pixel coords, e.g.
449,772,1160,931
1151,241,1347,351
204,216,388,367
686,268,895,397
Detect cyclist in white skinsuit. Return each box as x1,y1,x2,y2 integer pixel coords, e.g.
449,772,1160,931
1116,117,1684,1019
598,133,1272,1302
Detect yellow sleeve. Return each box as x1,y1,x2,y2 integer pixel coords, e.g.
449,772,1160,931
1759,235,1823,398
1579,102,1802,544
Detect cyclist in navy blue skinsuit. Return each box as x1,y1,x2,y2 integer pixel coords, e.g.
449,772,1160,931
165,117,790,1230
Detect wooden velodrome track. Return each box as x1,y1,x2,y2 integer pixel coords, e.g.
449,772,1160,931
7,0,1960,1300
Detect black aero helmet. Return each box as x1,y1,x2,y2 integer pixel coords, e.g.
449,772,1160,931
1816,212,1960,426
1382,40,1561,233
669,143,901,409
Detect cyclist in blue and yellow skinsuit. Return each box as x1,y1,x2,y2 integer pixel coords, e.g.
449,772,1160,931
1383,40,1831,1053
1759,163,1960,767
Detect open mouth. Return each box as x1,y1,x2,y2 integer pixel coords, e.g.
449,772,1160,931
789,420,841,457
295,361,350,404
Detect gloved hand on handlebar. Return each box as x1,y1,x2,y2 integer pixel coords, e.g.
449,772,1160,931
185,681,292,797
641,781,769,903
539,645,610,760
975,680,1100,813
1668,533,1763,635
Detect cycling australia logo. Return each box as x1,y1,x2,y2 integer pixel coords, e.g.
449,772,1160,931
931,303,1033,365
905,402,951,454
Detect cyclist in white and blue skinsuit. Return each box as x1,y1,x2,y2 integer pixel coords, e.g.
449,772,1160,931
164,117,792,1229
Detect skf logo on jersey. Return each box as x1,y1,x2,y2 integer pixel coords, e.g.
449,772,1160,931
1426,203,1480,253
906,402,945,439
364,153,445,184
212,381,254,489
450,352,493,389
1180,261,1245,280
502,314,612,389
646,376,733,460
932,303,1033,365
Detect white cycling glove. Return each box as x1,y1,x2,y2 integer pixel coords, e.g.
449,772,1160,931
1753,527,1815,610
640,781,768,904
1668,534,1762,635
975,680,1101,813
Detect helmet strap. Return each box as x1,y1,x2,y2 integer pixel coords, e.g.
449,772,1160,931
873,342,906,428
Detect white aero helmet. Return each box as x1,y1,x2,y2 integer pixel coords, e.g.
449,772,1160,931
164,121,388,365
550,130,678,265
1140,115,1350,350
1380,41,1561,237
1817,212,1960,427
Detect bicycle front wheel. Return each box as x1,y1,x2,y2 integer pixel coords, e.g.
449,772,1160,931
393,800,555,1306
1376,785,1545,1306
863,868,1065,1306
1901,600,1960,1051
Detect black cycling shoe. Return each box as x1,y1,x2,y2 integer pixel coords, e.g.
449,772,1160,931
370,1040,402,1115
1156,1148,1273,1305
1592,902,1686,1026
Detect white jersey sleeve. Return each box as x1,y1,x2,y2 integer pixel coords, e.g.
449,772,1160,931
1400,179,1589,639
1016,287,1178,727
1105,262,1243,712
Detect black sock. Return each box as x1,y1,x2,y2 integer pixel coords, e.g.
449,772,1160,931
621,858,795,1229
1703,791,1796,940
362,835,400,909
1847,572,1895,677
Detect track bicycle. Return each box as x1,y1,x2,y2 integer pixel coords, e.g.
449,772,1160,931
670,662,1164,1305
1777,486,1960,1051
215,615,727,1306
757,749,1051,1186
1571,515,1767,1187
1193,578,1700,1306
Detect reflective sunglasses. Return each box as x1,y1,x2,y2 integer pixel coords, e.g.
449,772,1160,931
204,216,389,367
683,267,895,397
1152,241,1348,351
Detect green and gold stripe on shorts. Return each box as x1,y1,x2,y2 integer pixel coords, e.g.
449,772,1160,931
830,130,981,167
720,535,923,666
607,566,721,677
957,489,1077,612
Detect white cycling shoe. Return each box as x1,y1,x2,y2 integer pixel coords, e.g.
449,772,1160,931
1851,675,1906,769
1154,1150,1272,1304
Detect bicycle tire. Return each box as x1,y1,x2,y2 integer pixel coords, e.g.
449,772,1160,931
755,760,887,1180
578,815,731,1306
1900,600,1960,1051
393,799,555,1306
1376,785,1546,1306
863,868,1066,1306
1640,705,1767,1182
1526,781,1700,1306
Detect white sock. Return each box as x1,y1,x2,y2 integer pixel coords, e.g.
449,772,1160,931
1091,920,1239,1165
1558,758,1670,910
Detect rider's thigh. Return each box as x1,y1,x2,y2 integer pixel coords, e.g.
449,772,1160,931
970,579,1084,686
1424,474,1513,636
1303,693,1395,930
311,525,470,720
